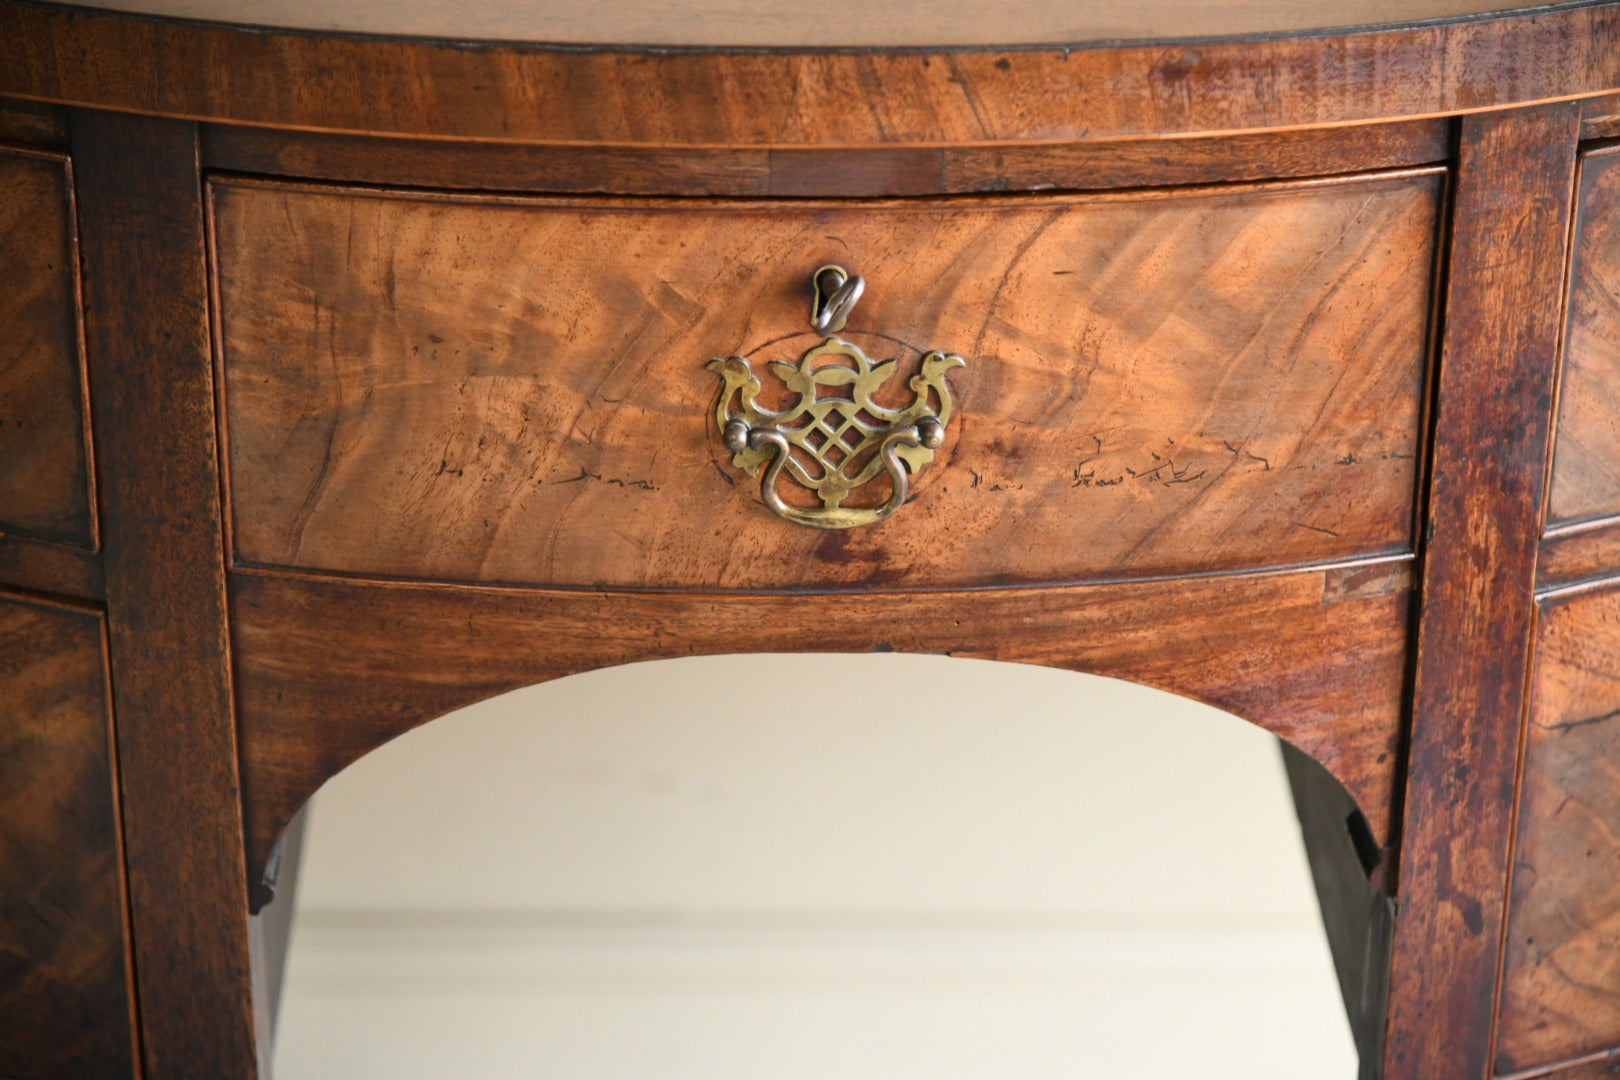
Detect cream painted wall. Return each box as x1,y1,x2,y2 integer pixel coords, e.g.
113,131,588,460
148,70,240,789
273,654,1359,1078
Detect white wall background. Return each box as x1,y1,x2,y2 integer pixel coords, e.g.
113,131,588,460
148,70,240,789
272,654,1358,1078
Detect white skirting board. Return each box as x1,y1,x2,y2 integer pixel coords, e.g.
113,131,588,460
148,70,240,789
273,909,1357,1078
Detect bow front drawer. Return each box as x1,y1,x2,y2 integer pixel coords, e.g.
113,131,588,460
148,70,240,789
210,170,1440,590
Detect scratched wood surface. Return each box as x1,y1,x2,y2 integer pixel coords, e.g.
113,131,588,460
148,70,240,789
74,112,260,1078
1549,146,1620,532
215,171,1439,592
230,558,1412,908
5,4,1620,145
1497,584,1620,1076
0,592,135,1080
1382,104,1580,1080
0,145,95,549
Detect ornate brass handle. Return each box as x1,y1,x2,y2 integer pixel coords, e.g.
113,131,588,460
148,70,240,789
707,266,965,530
723,415,946,529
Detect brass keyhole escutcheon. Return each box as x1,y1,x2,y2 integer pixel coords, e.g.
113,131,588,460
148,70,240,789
810,263,864,334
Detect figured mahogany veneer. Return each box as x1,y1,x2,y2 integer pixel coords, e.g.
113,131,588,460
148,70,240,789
1510,1056,1620,1080
1536,143,1620,594
1541,520,1620,594
213,172,1437,591
0,143,94,550
0,591,135,1080
232,558,1413,912
1499,583,1620,1075
1548,146,1620,535
7,2,1620,145
6,2,1620,1078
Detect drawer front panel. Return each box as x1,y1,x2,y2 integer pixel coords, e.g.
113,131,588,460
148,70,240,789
1498,584,1620,1074
214,171,1438,590
1550,146,1620,531
0,147,95,549
0,594,135,1079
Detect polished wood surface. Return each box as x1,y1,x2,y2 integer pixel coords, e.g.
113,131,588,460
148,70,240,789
1549,145,1620,532
4,3,1620,145
55,0,1587,45
1540,520,1620,594
1499,582,1620,1076
0,532,104,600
0,591,135,1080
1384,103,1581,1080
1587,95,1620,141
215,172,1437,591
202,119,1452,199
231,558,1412,905
0,144,94,549
1508,1054,1620,1080
0,98,68,145
73,112,260,1078
1,2,1617,1075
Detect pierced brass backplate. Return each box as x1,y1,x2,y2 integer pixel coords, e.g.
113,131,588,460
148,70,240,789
708,336,965,529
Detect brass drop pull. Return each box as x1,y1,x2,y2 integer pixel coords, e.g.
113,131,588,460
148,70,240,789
707,266,964,530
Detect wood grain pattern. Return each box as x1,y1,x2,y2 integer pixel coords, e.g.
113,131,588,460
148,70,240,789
5,1,1614,1067
1498,583,1620,1075
0,533,105,601
214,171,1439,591
0,98,68,145
1383,104,1581,1080
3,3,1620,146
1539,518,1620,594
73,112,260,1079
1498,1049,1620,1080
201,120,1451,198
53,0,1589,46
231,557,1413,910
0,591,136,1080
1549,146,1620,530
0,144,95,549
1582,94,1620,141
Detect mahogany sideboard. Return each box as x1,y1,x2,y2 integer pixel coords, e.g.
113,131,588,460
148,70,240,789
5,1,1620,1076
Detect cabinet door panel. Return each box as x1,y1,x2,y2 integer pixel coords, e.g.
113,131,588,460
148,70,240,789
1549,145,1620,530
1498,585,1620,1074
0,146,95,549
0,593,136,1079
